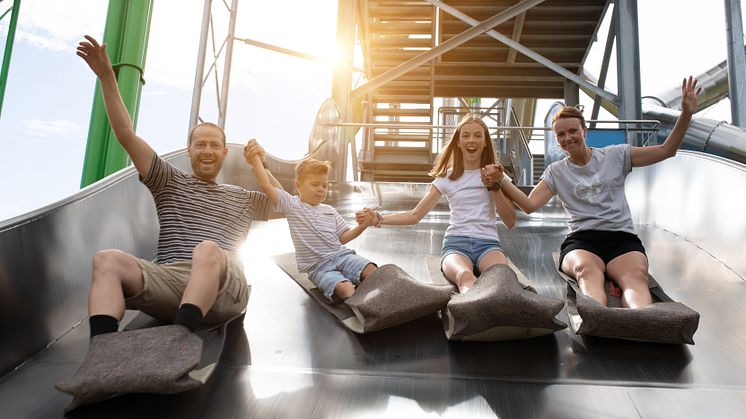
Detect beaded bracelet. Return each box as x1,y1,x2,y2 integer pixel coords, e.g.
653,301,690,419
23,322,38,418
375,211,383,228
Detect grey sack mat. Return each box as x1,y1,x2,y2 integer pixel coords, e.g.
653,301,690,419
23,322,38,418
56,311,244,412
553,253,700,344
273,253,452,333
426,257,566,341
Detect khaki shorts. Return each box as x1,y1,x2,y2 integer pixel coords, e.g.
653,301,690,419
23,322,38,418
125,252,250,326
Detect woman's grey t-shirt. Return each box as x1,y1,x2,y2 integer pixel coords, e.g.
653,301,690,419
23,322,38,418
540,144,635,234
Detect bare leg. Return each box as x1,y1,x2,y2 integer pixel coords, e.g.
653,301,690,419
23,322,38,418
561,249,607,306
89,249,145,320
606,251,652,308
334,280,356,300
359,263,377,281
477,249,508,274
441,253,477,293
334,263,377,301
181,240,227,316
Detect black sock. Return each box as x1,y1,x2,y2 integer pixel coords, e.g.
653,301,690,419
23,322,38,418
89,314,119,338
174,303,204,332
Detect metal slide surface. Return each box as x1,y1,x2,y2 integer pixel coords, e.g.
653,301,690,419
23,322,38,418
1,148,745,418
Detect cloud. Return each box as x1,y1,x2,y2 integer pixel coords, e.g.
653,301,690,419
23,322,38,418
21,118,86,140
10,0,107,51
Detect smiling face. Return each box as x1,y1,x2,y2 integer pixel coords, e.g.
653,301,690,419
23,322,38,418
457,121,486,169
188,124,228,182
553,117,588,155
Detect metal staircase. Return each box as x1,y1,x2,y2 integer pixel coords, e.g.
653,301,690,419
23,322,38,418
532,153,545,184
355,0,609,183
359,1,436,182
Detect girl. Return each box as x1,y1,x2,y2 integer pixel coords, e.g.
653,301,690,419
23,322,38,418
358,114,515,293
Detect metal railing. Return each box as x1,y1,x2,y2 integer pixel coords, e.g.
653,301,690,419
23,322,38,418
320,119,661,184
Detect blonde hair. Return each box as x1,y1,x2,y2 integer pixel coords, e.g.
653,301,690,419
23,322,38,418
188,122,226,146
430,114,496,180
295,158,332,182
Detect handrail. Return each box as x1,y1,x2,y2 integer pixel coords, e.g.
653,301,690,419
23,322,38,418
504,108,533,185
320,120,661,130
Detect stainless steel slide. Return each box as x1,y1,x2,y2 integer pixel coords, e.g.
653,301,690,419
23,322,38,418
1,144,745,417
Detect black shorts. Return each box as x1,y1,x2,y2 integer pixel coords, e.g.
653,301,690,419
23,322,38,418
559,230,646,268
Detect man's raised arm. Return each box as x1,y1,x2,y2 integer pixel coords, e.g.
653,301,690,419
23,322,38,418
77,35,155,178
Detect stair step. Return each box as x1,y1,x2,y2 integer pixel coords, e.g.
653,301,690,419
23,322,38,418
532,154,545,184
374,145,431,154
372,107,432,117
371,38,432,49
372,66,431,77
373,134,431,142
371,51,425,61
370,120,433,127
360,162,433,173
370,149,431,163
372,94,432,104
360,171,434,183
370,22,432,34
368,6,432,20
375,80,431,90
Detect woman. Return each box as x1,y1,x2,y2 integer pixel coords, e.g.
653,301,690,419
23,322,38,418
484,77,700,308
357,114,516,293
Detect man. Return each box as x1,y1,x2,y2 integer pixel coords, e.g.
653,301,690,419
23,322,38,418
77,35,278,337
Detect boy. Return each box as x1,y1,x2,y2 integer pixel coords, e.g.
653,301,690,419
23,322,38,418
245,140,377,301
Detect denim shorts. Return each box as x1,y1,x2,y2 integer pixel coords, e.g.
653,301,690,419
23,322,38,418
441,235,503,267
308,249,373,301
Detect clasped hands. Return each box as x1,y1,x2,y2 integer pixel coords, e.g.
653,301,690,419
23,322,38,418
243,139,265,165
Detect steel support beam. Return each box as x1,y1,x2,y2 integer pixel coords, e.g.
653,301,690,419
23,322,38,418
217,0,239,128
507,12,526,64
564,80,580,106
332,0,356,183
429,0,617,104
615,0,643,145
351,0,546,99
189,0,213,131
725,0,746,127
591,6,617,127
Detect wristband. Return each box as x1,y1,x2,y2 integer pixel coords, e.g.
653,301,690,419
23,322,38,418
261,160,269,169
375,211,383,228
487,173,511,191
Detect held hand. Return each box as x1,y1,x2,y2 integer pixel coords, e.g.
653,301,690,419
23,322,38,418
243,139,265,165
76,35,112,78
681,76,701,115
355,207,379,227
361,210,375,227
366,207,381,227
355,208,371,226
480,164,503,187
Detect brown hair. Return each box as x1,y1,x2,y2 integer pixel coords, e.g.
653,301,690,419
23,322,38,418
188,122,226,146
551,106,586,129
430,114,495,180
296,158,332,182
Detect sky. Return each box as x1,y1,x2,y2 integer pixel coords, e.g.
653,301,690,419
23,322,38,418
0,0,742,221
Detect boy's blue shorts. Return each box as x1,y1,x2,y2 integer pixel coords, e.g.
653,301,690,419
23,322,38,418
308,249,373,301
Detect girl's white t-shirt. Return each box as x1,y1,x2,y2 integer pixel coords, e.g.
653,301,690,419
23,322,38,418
432,169,499,241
